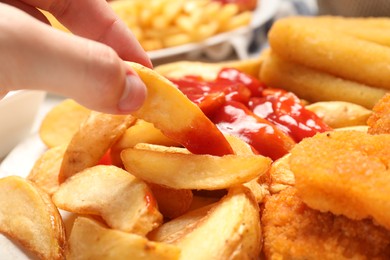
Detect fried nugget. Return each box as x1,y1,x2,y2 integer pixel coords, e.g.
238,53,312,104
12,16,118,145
262,187,390,259
289,131,390,230
368,93,390,134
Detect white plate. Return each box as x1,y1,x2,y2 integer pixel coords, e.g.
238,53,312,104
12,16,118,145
147,0,280,60
0,91,46,160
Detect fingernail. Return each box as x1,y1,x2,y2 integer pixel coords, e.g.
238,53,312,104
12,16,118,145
118,74,147,112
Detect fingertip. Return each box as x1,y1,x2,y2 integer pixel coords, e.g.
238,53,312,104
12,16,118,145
117,72,147,113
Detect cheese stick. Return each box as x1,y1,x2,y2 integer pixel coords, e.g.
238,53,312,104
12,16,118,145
260,51,388,109
283,16,390,47
268,18,390,90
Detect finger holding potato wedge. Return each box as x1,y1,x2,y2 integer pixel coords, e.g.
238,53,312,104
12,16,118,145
67,217,180,260
121,144,271,190
53,165,163,236
0,176,66,260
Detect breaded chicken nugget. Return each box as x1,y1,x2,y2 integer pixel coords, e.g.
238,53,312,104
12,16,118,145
262,187,390,259
289,131,390,230
368,93,390,134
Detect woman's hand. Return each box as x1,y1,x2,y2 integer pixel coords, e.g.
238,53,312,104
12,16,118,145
0,0,152,114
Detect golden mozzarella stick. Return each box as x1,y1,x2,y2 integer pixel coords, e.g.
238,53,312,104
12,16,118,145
284,16,390,47
260,52,388,109
268,18,390,90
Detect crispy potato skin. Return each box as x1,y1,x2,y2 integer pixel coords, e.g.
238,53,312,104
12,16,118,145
262,187,390,259
368,93,390,134
289,131,390,230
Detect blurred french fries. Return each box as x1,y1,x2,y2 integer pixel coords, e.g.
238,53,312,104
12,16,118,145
109,0,253,51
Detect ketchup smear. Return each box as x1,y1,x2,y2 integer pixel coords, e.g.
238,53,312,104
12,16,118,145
170,68,331,160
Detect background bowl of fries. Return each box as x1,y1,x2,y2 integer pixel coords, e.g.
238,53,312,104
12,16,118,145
0,90,46,159
110,0,279,61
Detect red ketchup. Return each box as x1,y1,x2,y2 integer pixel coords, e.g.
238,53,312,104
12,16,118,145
249,89,332,142
210,101,295,160
170,68,331,160
97,149,112,165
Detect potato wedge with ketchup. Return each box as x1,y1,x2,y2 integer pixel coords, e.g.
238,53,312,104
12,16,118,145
127,62,233,156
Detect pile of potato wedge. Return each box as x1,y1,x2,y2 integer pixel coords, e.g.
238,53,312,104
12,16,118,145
1,16,390,260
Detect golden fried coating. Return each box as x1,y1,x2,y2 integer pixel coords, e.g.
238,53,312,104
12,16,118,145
289,131,390,230
262,187,390,259
368,93,390,134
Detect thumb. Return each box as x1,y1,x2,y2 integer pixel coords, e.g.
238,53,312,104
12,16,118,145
0,4,147,114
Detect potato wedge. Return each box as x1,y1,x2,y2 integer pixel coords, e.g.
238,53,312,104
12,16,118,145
121,146,271,190
148,203,215,244
59,112,135,182
53,165,162,235
0,176,66,260
67,217,180,260
147,182,193,219
306,101,372,128
151,186,262,259
27,144,67,195
266,153,295,194
39,99,90,148
225,134,269,202
110,119,180,166
154,58,263,81
127,62,233,156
